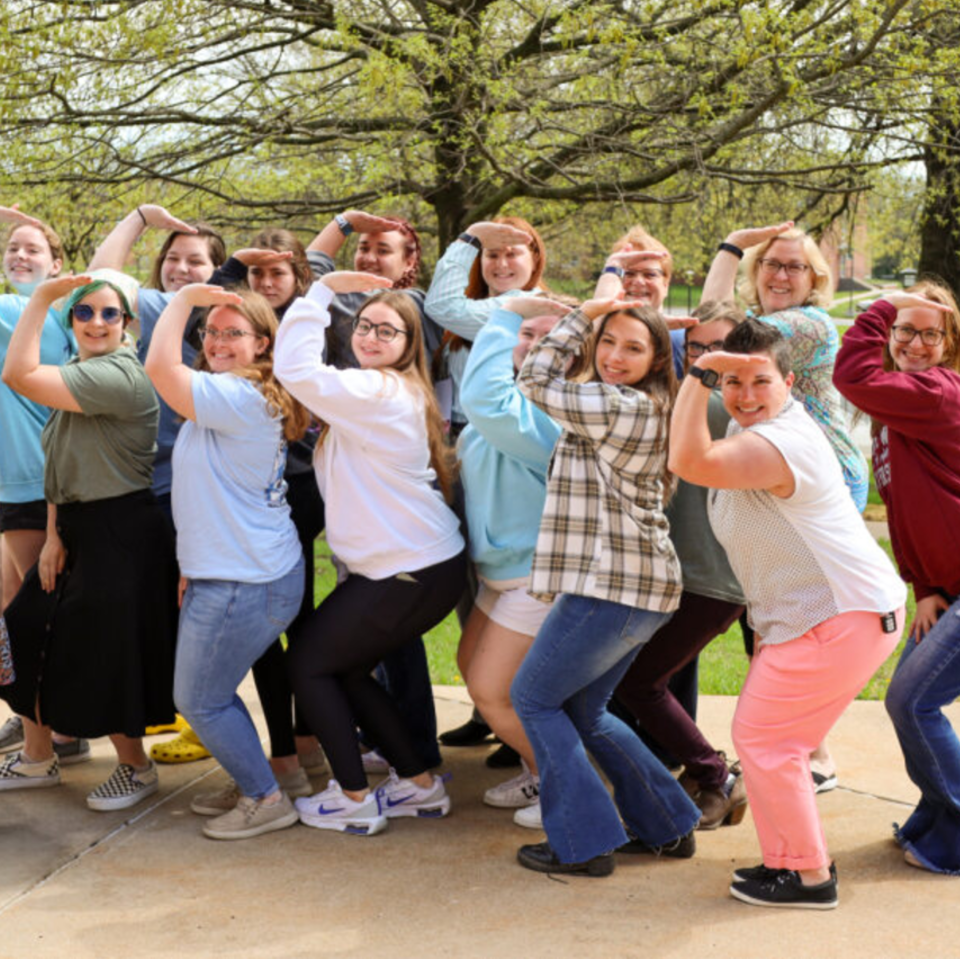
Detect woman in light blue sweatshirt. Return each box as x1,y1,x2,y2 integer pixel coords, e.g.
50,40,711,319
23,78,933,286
457,303,562,818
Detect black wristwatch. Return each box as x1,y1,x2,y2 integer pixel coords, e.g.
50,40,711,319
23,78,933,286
458,232,482,250
689,366,720,389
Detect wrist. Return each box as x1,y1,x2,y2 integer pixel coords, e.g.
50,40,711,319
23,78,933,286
334,213,354,237
458,232,482,251
718,241,743,259
602,265,624,278
688,365,719,389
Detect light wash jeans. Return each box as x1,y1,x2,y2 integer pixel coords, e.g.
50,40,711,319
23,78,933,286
886,594,960,875
511,593,701,864
174,557,305,800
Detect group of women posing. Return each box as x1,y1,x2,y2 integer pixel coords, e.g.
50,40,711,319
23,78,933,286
0,201,958,908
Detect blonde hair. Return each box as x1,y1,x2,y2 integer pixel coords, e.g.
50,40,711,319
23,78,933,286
611,225,673,283
738,228,833,311
195,289,309,442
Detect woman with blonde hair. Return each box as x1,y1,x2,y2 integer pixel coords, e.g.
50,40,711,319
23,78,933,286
145,284,309,840
275,273,466,836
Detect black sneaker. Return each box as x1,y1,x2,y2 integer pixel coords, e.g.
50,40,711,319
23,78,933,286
486,742,521,769
438,717,493,747
734,861,838,884
618,829,695,859
517,841,614,877
730,867,838,910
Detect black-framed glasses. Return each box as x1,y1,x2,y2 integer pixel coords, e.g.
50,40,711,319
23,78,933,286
624,269,665,282
72,304,126,325
352,317,407,343
199,328,261,342
758,258,811,277
891,324,946,347
685,340,726,357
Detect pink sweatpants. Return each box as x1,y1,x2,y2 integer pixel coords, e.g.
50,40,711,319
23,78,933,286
732,608,904,871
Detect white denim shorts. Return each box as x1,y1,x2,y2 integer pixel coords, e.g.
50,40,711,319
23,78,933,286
474,575,552,636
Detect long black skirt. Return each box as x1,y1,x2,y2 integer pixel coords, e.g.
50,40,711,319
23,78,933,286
0,490,178,738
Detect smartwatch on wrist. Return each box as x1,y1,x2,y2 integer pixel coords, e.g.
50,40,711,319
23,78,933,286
689,366,720,389
458,232,482,250
334,214,354,237
602,265,625,278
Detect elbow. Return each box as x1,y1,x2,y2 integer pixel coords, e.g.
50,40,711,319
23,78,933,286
1,364,23,391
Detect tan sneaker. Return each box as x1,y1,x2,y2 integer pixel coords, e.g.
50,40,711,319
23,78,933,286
276,766,312,799
202,792,299,840
190,779,241,816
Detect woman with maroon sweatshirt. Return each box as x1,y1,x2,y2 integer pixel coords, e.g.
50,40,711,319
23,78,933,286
834,281,960,876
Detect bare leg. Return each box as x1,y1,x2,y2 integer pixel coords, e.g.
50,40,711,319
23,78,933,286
109,734,150,768
1,529,46,613
465,618,537,772
22,714,54,762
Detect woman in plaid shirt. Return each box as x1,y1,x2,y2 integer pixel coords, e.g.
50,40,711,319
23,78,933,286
510,290,701,878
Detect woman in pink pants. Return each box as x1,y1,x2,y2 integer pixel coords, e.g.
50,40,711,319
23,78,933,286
669,317,906,910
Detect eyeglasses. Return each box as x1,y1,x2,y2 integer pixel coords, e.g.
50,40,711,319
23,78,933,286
758,259,811,277
624,269,665,282
352,317,407,343
685,340,726,357
72,304,126,325
199,328,261,342
891,324,946,347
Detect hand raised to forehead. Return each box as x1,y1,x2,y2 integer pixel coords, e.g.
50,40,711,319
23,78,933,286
233,248,294,267
0,204,45,230
465,221,532,249
319,271,393,294
694,350,770,374
137,205,198,234
174,284,244,309
607,249,668,271
724,221,795,252
880,291,954,314
501,295,571,319
341,210,400,235
35,273,93,303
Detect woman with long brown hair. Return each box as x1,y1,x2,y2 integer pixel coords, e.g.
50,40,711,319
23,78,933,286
144,285,309,840
275,272,466,836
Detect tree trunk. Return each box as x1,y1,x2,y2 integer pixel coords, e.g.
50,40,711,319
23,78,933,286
918,112,960,298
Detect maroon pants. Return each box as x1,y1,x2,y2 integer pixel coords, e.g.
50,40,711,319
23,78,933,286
614,590,743,792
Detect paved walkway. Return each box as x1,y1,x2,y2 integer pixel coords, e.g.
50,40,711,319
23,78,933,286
1,687,957,959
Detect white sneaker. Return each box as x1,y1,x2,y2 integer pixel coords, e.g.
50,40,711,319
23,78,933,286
203,792,299,841
87,762,159,811
374,769,451,819
191,779,241,816
514,801,543,830
0,751,60,790
295,779,387,835
484,766,539,808
361,748,390,774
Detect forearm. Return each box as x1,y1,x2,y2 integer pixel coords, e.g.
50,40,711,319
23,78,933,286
2,296,48,388
424,241,489,339
307,218,346,257
701,247,740,303
144,296,196,419
88,209,145,271
668,374,718,482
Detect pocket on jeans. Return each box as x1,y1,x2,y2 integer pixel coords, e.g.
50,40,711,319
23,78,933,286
266,566,304,630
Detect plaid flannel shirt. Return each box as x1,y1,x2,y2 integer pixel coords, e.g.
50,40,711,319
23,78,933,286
516,308,682,612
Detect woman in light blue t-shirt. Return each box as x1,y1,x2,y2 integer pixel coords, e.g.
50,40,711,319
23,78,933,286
145,284,311,841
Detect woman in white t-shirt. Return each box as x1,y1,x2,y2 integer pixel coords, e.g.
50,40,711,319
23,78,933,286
670,318,906,910
145,285,310,841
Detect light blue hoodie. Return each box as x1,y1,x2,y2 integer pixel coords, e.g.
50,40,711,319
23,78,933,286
458,308,561,581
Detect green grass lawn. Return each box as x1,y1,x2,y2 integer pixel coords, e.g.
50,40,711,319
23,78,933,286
313,535,910,700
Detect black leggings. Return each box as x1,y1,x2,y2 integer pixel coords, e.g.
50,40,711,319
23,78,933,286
251,470,324,758
288,550,466,791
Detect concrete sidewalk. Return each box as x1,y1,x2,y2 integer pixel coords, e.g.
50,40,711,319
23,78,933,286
1,687,957,959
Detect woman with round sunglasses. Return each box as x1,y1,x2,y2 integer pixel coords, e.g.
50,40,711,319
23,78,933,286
834,282,960,876
145,284,310,840
0,269,178,810
274,272,465,836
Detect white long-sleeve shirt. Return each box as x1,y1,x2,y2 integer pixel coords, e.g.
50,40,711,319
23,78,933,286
274,282,464,579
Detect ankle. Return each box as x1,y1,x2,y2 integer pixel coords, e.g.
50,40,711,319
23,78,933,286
798,866,832,886
343,787,370,802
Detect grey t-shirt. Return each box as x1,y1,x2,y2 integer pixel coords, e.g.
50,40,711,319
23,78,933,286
42,348,158,504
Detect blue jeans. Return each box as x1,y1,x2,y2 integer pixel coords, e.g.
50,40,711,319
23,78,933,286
174,557,305,800
885,594,960,874
511,594,701,863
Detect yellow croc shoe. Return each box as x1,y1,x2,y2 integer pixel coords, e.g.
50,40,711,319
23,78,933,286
145,714,188,737
150,726,212,764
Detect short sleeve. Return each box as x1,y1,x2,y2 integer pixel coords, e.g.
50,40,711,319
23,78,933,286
192,371,272,434
60,350,150,417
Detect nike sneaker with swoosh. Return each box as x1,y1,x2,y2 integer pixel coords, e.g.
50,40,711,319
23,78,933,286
295,779,387,835
374,769,451,819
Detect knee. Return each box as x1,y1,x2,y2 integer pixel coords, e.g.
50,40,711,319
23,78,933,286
885,672,916,727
